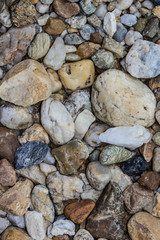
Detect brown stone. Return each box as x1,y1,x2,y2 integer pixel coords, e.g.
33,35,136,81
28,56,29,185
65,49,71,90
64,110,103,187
0,127,19,162
123,183,154,214
64,199,95,224
0,159,17,187
128,211,160,240
53,0,80,18
90,32,103,44
45,18,65,35
52,235,69,240
77,42,100,59
139,140,155,162
149,76,160,90
0,179,33,216
2,226,32,240
138,171,160,191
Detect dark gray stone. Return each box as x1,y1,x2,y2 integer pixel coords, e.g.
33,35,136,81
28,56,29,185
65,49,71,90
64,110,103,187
64,33,84,45
113,22,127,42
143,17,159,38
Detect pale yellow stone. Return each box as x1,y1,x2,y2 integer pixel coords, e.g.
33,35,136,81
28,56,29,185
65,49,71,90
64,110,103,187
152,6,160,18
30,0,39,4
47,69,62,93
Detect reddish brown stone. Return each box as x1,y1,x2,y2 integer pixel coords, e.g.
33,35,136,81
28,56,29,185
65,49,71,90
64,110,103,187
77,42,100,59
52,235,69,240
53,0,80,18
139,140,155,162
90,32,103,44
64,199,95,224
138,171,160,190
0,159,17,187
45,18,65,35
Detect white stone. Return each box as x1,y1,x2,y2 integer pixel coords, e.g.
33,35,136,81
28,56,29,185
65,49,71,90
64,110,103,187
40,163,57,176
37,14,49,26
74,229,94,240
99,126,152,150
25,211,46,240
125,30,143,46
41,98,75,145
7,214,25,229
44,37,66,71
36,1,50,14
74,109,95,139
94,3,107,20
81,187,102,202
65,45,77,53
43,149,56,164
103,12,116,37
41,0,53,4
46,69,62,93
116,0,133,10
65,16,87,29
0,217,10,234
112,8,122,17
121,14,137,26
0,3,11,28
142,0,154,9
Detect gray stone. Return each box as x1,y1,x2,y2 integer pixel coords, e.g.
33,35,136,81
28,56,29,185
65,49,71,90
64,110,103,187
113,22,127,42
121,14,137,26
143,17,159,38
91,49,114,69
80,24,95,41
103,36,126,58
125,30,142,46
0,217,10,234
65,16,87,29
64,33,84,45
7,214,25,228
80,0,96,15
87,14,101,28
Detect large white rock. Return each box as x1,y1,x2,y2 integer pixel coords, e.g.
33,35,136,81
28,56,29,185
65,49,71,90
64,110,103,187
103,12,117,37
41,98,75,145
99,126,152,150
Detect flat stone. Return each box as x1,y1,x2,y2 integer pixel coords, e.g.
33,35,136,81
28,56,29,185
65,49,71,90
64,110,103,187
45,18,65,35
91,49,114,69
2,226,32,240
0,159,17,187
53,0,80,18
74,229,94,240
138,171,160,190
0,179,33,216
7,214,25,229
76,42,100,59
102,36,126,58
0,217,10,234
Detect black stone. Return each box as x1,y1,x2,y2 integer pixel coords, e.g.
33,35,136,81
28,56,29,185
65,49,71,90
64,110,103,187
121,156,147,177
152,0,160,5
15,141,49,169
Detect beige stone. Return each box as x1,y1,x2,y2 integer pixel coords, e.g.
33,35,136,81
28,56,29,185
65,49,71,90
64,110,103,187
0,159,17,187
45,18,65,35
2,226,32,240
47,69,62,93
0,60,52,107
139,140,155,162
152,6,160,18
40,163,57,176
58,60,95,91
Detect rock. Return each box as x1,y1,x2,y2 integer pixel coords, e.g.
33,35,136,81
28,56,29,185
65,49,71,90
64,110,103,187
74,229,94,240
45,18,65,35
121,14,137,26
65,53,81,62
36,1,49,13
0,217,10,234
0,60,52,107
65,16,86,29
0,25,35,66
65,33,84,45
0,127,19,162
125,30,142,46
1,226,32,240
126,40,160,78
7,215,25,229
47,171,84,203
91,49,114,69
0,104,33,130
43,149,55,164
90,32,103,44
58,60,95,91
87,14,101,28
116,0,133,10
86,182,125,239
16,165,46,185
135,17,148,33
47,69,62,93
0,1,11,28
0,159,17,187
103,12,117,37
124,183,154,214
121,155,148,176
25,211,46,240
86,161,111,191
102,36,126,58
37,14,49,26
153,147,160,171
18,123,49,145
128,212,160,240
94,3,107,20
80,24,95,41
152,0,160,5
44,37,66,71
100,145,135,165
99,126,152,150
53,0,80,18
80,0,96,15
52,235,69,240
11,0,37,27
113,22,127,42
64,199,95,224
138,171,160,190
143,17,159,38
31,185,55,226
28,33,51,60
52,139,89,175
153,132,160,145
0,179,33,216
152,6,160,17
76,42,100,59
40,163,56,176
139,140,155,162
41,98,75,145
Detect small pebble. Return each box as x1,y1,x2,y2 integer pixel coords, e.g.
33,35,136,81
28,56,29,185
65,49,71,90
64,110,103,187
64,33,84,45
80,0,96,15
80,24,95,41
91,49,114,69
113,22,127,42
121,14,137,26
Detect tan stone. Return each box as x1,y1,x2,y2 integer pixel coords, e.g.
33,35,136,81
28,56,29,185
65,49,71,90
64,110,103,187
149,76,160,90
128,211,160,240
77,42,100,59
58,60,95,91
0,60,52,107
30,0,39,4
0,159,17,187
90,32,103,44
153,147,160,172
45,18,65,35
47,69,62,93
152,6,160,18
2,226,32,240
0,179,33,216
139,140,155,162
53,0,80,18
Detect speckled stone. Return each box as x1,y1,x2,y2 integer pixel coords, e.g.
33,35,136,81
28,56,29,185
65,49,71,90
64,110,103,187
64,33,84,45
80,0,96,15
76,42,100,59
2,226,32,240
91,49,114,69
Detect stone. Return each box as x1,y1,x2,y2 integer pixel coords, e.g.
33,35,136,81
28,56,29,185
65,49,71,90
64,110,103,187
100,145,135,165
47,69,62,93
64,33,84,45
138,171,160,190
121,156,148,176
0,104,33,130
41,98,75,145
128,212,160,240
80,0,96,15
116,0,133,10
0,60,52,107
153,132,160,145
25,211,46,240
47,171,84,203
7,215,25,229
52,139,89,175
11,0,37,27
153,147,160,171
0,179,33,216
142,0,154,9
152,0,160,5
76,42,100,59
102,36,126,58
103,12,117,37
121,14,137,26
86,182,125,239
64,199,95,224
37,14,49,26
87,14,101,28
66,16,86,29
18,123,49,145
43,149,55,164
45,18,65,35
44,37,66,71
40,163,56,176
28,33,51,60
0,127,19,162
1,226,32,240
124,183,154,214
65,53,81,61
0,1,11,28
113,22,127,42
0,25,35,66
58,60,95,91
90,32,103,44
91,49,114,69
0,159,17,187
36,1,49,13
143,17,159,38
86,161,111,191
74,229,94,240
126,40,160,78
125,30,142,46
80,24,95,41
139,140,155,162
41,0,53,4
135,17,148,33
16,165,46,185
94,2,107,19
53,0,80,18
0,218,10,234
52,235,69,240
153,6,160,17
92,69,156,127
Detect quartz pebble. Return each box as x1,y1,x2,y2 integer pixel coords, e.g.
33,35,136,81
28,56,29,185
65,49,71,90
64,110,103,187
38,14,49,26
121,14,137,26
36,1,50,13
94,3,107,20
47,69,62,93
103,12,117,37
124,30,142,46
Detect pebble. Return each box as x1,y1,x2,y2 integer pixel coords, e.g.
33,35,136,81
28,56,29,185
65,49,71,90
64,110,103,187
121,155,148,176
92,69,156,127
152,5,160,17
153,147,160,171
138,170,160,190
45,18,65,35
80,0,96,15
44,37,66,70
40,162,56,176
64,33,84,45
65,53,81,61
0,159,17,187
7,214,25,229
124,30,142,46
139,140,155,162
76,42,100,59
152,0,160,5
65,45,77,53
41,98,75,145
80,24,95,41
0,217,10,234
143,17,159,38
113,22,127,42
90,32,103,44
25,211,46,240
153,132,160,145
102,36,126,58
58,60,95,91
0,1,11,28
53,0,80,18
52,235,69,240
41,0,53,4
121,14,137,26
15,141,49,169
47,69,62,93
65,16,86,29
36,1,50,13
2,226,32,240
74,229,94,240
134,17,148,33
103,12,117,37
0,179,33,216
94,3,107,20
87,14,101,28
0,25,35,66
37,14,49,26
91,49,114,69
116,0,134,10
